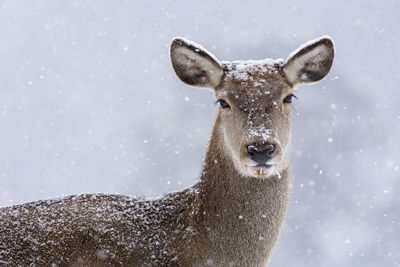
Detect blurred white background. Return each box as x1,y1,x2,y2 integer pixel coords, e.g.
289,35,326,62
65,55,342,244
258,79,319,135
0,1,399,266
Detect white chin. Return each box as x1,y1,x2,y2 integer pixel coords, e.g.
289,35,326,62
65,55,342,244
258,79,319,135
246,165,276,178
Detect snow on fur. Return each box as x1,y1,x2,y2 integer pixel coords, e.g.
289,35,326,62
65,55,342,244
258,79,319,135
171,37,220,64
286,35,334,61
222,58,284,81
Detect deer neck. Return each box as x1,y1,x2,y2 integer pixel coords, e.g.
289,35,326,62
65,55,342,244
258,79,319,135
200,121,291,210
193,121,291,265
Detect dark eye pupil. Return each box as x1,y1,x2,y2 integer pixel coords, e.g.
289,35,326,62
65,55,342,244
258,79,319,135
283,94,294,104
218,99,230,109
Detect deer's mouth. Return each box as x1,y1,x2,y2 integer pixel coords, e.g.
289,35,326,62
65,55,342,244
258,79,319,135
245,163,276,178
245,162,276,168
255,163,275,168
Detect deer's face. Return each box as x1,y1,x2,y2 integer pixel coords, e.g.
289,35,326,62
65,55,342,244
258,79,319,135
214,63,293,177
170,37,334,178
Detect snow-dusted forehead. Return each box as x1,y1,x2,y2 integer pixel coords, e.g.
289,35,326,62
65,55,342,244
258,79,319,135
222,58,285,81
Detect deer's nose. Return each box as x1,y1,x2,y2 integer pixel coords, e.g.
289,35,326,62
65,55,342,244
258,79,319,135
246,143,276,164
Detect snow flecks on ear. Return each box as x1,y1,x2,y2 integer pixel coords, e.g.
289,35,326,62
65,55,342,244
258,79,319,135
173,37,220,63
284,45,329,84
170,37,223,88
222,58,284,82
283,36,335,85
286,35,334,62
173,46,222,87
301,73,308,81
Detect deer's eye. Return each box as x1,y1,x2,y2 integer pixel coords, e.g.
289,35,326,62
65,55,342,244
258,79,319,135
217,99,230,109
283,94,296,104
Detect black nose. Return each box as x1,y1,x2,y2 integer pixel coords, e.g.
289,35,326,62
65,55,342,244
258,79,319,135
246,143,276,164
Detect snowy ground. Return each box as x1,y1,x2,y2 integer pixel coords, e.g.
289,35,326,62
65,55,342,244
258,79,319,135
0,1,399,266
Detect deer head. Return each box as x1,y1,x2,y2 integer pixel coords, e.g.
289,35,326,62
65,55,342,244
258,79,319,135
170,37,334,178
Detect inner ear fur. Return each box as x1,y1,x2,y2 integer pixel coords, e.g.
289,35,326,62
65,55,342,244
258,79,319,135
283,36,335,85
170,38,224,89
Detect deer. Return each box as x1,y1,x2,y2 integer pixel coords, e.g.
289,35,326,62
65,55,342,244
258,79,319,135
0,36,334,266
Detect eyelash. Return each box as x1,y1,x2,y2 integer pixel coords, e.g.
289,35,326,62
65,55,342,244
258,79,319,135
215,99,230,109
283,94,297,104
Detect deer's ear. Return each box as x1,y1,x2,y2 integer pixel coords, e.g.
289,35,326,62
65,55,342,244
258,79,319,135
283,36,335,85
170,38,223,89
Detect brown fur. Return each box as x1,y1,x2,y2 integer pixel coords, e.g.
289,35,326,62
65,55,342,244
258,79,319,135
0,37,334,266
